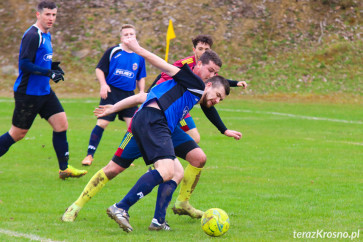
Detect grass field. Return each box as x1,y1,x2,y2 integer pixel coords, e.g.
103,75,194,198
0,97,362,241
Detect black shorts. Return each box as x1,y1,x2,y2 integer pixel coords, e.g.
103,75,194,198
111,126,199,169
12,90,64,129
131,107,175,165
99,85,138,122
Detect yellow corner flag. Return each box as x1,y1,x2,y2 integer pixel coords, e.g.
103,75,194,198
165,19,176,62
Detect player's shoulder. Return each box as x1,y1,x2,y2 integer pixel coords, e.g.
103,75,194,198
106,44,122,53
174,55,195,67
23,26,40,39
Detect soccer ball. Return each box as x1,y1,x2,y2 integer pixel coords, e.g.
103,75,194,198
201,208,230,237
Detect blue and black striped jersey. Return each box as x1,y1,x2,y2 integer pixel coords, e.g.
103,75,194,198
139,64,204,133
14,25,53,95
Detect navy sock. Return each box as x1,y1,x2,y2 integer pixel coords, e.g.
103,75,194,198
53,131,69,170
87,125,104,156
154,180,177,224
0,132,15,157
116,170,164,211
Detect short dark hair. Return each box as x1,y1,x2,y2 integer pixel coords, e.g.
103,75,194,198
205,76,230,96
120,24,136,34
199,50,222,68
192,35,213,48
37,1,57,12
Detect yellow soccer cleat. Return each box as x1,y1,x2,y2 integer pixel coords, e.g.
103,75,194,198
172,200,204,219
61,203,81,222
59,165,87,180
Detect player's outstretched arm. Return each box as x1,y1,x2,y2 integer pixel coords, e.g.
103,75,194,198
94,92,147,118
200,105,242,140
123,37,180,77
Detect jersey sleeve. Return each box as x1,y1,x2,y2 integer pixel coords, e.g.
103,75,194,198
227,79,238,87
201,105,228,134
159,72,172,82
19,32,50,76
172,64,204,92
96,47,113,75
19,31,40,62
136,57,147,80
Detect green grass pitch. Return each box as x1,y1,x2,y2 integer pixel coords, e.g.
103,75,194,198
0,97,362,241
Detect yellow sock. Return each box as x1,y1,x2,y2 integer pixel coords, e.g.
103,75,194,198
177,164,202,202
74,169,109,208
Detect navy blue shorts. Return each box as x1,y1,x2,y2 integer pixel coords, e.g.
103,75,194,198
99,85,138,122
112,126,199,168
12,90,64,129
131,107,175,165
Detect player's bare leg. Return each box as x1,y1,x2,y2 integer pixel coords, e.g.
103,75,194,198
186,128,200,144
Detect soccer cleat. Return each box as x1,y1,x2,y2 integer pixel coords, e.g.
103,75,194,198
106,204,133,233
59,165,87,180
148,218,171,231
81,155,93,166
61,203,81,222
172,200,204,219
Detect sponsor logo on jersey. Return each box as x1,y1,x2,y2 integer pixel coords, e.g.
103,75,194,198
114,69,134,78
43,54,53,61
132,63,138,71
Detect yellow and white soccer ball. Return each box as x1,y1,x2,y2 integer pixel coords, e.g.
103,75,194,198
201,208,230,237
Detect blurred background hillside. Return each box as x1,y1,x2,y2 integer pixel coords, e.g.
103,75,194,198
0,0,361,101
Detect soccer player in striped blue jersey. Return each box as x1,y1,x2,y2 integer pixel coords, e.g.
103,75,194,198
0,1,87,179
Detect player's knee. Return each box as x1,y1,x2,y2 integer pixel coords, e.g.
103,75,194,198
60,122,68,131
187,149,207,168
97,119,109,129
198,153,207,168
157,167,174,182
9,129,27,142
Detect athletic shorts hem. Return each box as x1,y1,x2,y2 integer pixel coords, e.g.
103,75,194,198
112,155,134,169
147,155,176,166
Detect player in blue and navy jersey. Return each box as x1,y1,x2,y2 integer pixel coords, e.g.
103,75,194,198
61,50,241,229
0,1,87,179
103,37,241,232
81,24,146,166
149,35,248,219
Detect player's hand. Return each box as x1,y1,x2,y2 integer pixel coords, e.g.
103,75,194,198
100,84,111,99
237,81,247,89
123,37,140,52
48,70,64,83
94,104,114,118
224,129,242,140
51,61,64,75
